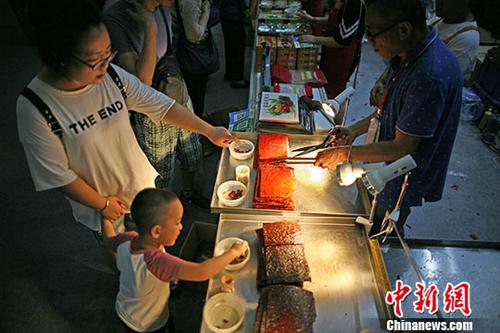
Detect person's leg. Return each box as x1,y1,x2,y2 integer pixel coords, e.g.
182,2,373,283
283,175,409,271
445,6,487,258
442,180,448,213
221,19,246,82
132,113,177,189
181,72,209,119
175,127,209,208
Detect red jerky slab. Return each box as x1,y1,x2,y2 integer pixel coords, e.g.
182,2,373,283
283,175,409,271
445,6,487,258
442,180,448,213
258,134,289,161
262,221,303,246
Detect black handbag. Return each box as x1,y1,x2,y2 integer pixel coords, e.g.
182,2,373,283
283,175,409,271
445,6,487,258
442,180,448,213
174,0,220,75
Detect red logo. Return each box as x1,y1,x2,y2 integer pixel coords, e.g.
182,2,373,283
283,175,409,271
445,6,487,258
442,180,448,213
443,282,471,316
413,282,439,314
385,280,412,317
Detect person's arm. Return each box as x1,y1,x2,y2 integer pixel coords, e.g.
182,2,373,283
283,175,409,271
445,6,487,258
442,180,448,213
181,0,211,44
296,9,328,25
315,129,421,169
298,34,343,47
58,177,127,222
177,242,247,281
112,0,159,85
162,102,236,147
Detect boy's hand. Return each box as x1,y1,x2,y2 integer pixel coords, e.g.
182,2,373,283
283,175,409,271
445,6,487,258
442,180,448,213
229,241,247,258
296,9,314,23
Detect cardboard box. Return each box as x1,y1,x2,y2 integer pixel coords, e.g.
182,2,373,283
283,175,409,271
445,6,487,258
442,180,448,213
255,35,277,71
276,36,297,69
179,222,217,262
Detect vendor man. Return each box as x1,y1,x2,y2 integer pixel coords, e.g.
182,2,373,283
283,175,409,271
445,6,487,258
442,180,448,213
315,0,463,237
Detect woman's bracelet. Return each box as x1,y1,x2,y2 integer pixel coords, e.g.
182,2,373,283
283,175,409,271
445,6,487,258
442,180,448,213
100,198,110,213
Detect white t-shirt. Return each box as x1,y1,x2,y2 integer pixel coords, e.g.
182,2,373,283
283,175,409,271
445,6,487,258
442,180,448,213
109,232,184,332
17,64,175,231
435,20,480,80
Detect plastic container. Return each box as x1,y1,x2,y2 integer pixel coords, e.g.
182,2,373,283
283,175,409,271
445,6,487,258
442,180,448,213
217,181,247,207
203,293,246,333
214,237,250,271
229,140,255,160
235,165,250,186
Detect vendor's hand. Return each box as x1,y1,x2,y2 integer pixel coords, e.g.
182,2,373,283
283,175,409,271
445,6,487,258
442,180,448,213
101,196,127,222
299,34,316,44
314,147,349,170
328,126,355,146
206,127,238,148
126,0,157,30
229,241,247,258
370,80,385,107
296,9,314,23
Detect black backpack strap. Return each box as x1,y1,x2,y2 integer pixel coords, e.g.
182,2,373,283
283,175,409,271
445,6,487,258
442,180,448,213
20,87,63,140
107,65,127,100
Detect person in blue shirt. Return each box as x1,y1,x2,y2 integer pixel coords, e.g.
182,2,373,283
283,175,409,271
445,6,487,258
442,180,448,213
314,0,463,237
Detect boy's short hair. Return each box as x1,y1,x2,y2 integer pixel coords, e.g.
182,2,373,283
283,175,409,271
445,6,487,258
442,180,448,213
131,188,179,234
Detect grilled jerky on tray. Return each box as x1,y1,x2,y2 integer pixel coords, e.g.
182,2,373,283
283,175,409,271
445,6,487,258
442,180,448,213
256,223,311,288
253,285,316,333
262,221,303,246
265,244,311,285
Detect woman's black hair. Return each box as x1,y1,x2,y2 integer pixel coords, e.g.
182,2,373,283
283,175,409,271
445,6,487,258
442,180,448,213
28,0,104,70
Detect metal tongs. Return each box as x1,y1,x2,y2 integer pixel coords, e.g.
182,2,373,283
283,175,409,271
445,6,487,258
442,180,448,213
271,128,340,164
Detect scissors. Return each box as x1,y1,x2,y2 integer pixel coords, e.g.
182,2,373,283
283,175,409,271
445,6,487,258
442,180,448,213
289,127,341,159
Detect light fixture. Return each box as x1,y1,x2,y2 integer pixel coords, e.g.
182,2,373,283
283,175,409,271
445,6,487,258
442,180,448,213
335,154,417,236
336,155,416,194
319,86,355,124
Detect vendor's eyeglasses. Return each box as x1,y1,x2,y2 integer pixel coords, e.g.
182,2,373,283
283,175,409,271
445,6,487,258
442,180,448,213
71,50,117,70
366,20,406,39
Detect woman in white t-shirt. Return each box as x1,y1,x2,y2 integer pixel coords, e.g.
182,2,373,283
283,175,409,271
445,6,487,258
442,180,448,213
16,0,235,234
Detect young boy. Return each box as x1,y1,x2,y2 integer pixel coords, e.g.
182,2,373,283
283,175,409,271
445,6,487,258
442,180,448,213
101,188,247,333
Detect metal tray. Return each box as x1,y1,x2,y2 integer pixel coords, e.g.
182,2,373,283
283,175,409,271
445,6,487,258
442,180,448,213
200,214,392,333
210,132,371,217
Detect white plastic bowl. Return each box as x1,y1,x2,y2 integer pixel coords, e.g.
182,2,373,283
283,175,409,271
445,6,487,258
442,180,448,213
214,237,250,271
229,140,255,160
217,181,247,207
203,292,246,333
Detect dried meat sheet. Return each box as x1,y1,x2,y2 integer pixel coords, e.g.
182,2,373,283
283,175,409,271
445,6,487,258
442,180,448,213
264,244,311,285
262,221,303,246
253,164,295,210
258,134,289,161
253,285,316,333
258,163,295,197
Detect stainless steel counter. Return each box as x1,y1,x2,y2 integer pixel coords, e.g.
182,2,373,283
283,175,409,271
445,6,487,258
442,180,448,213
210,132,371,217
200,214,392,333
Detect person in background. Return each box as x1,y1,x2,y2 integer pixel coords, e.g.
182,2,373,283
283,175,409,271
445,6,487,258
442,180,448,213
104,0,207,207
315,0,463,237
433,0,479,82
17,0,235,237
299,0,324,35
102,188,247,333
173,0,215,119
297,0,365,99
220,0,248,88
371,0,479,106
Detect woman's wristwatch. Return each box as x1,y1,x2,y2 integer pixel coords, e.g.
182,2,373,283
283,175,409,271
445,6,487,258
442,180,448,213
100,198,110,213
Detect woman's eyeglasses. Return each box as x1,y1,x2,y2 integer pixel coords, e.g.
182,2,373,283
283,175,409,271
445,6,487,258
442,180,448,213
71,50,117,70
365,20,406,39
